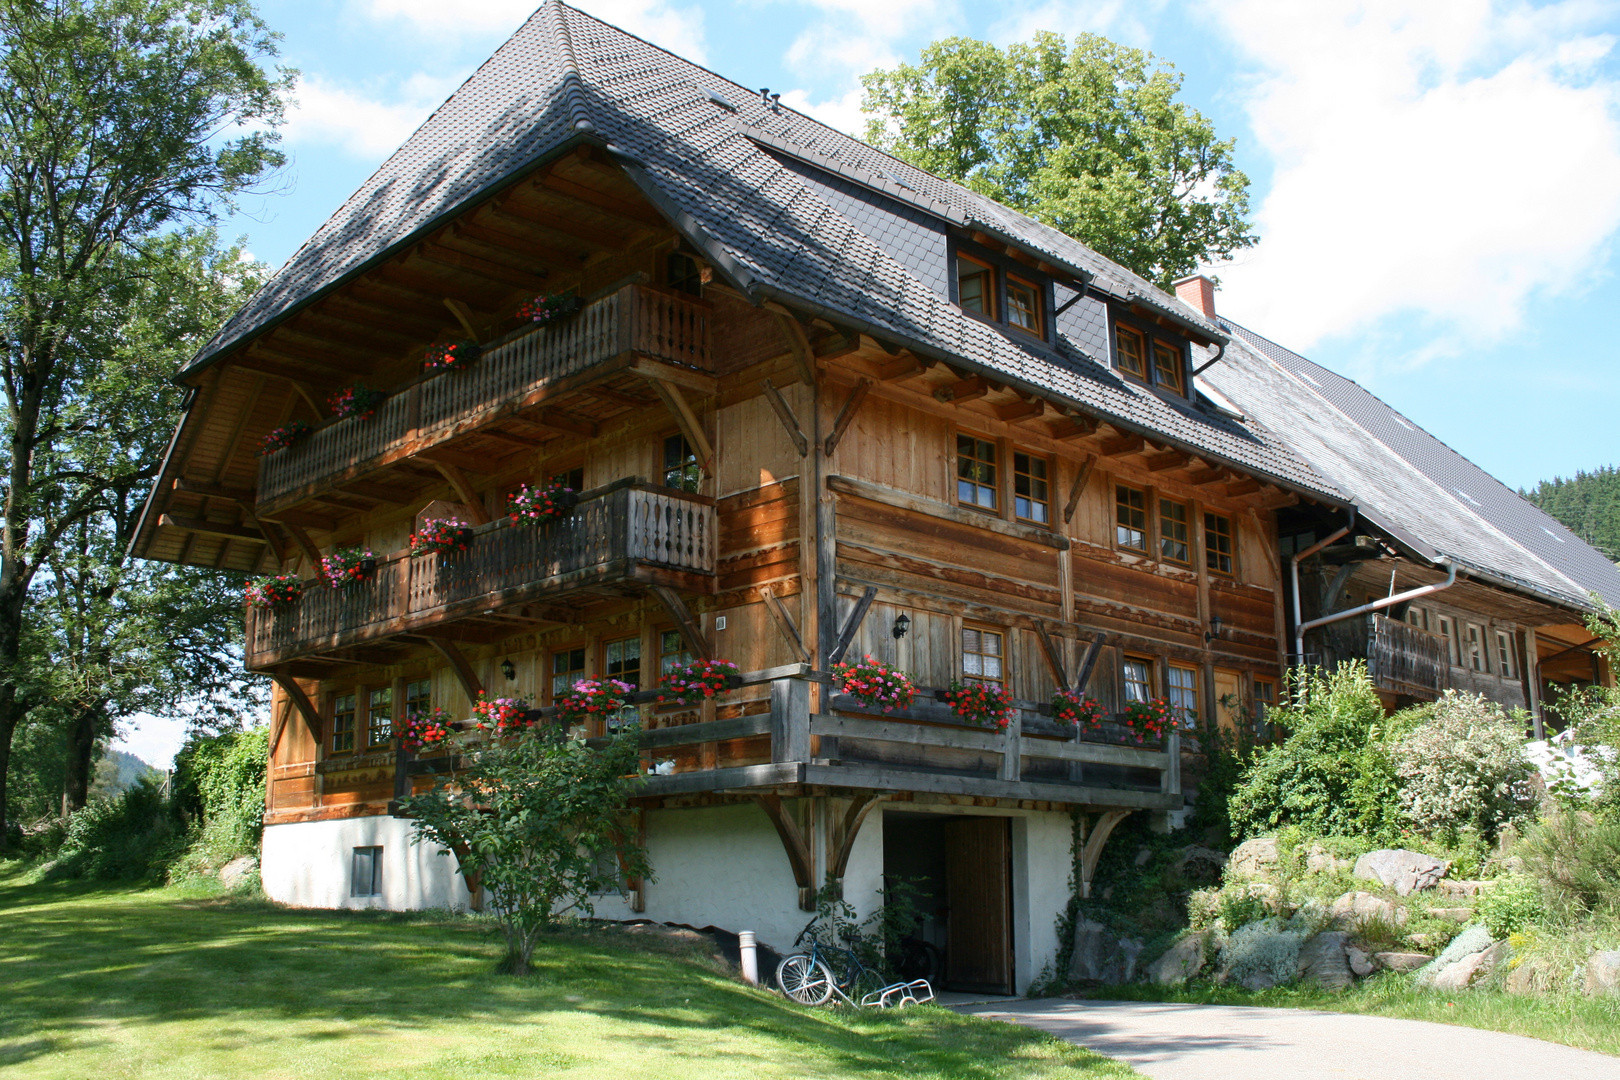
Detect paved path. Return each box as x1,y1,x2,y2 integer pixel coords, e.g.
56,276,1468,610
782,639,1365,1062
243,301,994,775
954,999,1620,1080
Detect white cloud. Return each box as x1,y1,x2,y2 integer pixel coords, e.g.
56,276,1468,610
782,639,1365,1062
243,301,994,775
283,73,463,157
778,85,868,135
1206,0,1620,357
988,0,1162,48
363,0,708,62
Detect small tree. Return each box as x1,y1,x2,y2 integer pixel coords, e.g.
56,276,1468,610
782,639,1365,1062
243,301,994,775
1389,692,1538,842
401,727,649,974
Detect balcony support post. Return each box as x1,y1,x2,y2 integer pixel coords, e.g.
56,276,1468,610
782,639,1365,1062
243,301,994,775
645,376,714,472
270,674,323,743
754,793,816,911
651,584,710,660
759,584,811,665
427,637,486,704
1079,808,1130,899
827,585,878,666
427,459,489,525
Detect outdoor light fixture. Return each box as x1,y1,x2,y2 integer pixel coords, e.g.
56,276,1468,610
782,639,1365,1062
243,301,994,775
1205,615,1223,643
892,613,911,639
501,658,516,681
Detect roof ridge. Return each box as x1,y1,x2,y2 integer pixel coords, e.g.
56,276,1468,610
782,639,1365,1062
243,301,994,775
550,0,597,135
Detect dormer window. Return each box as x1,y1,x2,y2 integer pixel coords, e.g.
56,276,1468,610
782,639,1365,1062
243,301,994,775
1153,341,1186,396
1006,276,1042,336
1113,318,1189,398
952,244,1050,341
957,255,995,318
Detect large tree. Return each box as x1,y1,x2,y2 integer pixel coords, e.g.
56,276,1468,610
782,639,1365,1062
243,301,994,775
861,33,1256,287
0,0,289,838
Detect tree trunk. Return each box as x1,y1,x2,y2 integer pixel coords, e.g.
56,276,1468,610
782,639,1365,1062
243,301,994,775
0,710,15,848
62,707,99,813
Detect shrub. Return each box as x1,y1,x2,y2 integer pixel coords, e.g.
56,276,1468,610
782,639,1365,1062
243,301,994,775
170,727,269,868
1217,917,1305,988
1229,664,1403,840
50,777,187,882
1520,811,1620,922
1216,886,1271,933
1477,874,1547,937
1389,691,1538,842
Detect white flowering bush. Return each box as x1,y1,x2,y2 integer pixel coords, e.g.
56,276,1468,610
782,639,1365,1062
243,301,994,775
1217,917,1305,989
1390,691,1538,841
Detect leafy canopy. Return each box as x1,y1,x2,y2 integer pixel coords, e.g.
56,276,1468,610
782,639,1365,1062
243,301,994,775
861,32,1256,287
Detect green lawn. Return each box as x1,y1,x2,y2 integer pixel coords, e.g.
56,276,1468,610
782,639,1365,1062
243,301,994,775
0,867,1137,1080
1084,976,1620,1057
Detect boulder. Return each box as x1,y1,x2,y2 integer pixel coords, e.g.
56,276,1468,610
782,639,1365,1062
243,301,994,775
1329,891,1406,929
1374,951,1433,973
219,855,259,889
1306,846,1352,876
1296,931,1355,991
1147,932,1210,986
1437,880,1484,898
1228,837,1279,880
1354,849,1449,896
1345,946,1375,978
1426,907,1476,924
1414,924,1494,989
1068,919,1145,984
1172,845,1229,885
1476,939,1513,982
1430,949,1489,991
1585,951,1620,996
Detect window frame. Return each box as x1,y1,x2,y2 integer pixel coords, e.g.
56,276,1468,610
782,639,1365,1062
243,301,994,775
955,433,1000,514
1466,623,1488,673
666,251,705,298
1114,323,1149,379
1111,312,1191,398
961,624,1008,688
661,433,702,493
949,239,1052,341
548,644,589,705
1005,274,1043,337
1436,615,1459,664
365,686,393,750
330,692,358,756
1122,655,1155,704
1495,630,1516,678
1158,497,1192,566
350,846,383,899
955,252,997,321
1115,483,1149,553
1203,511,1235,576
1166,663,1199,728
1012,449,1051,526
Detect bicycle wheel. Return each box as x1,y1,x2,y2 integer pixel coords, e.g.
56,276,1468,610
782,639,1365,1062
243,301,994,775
776,953,835,1005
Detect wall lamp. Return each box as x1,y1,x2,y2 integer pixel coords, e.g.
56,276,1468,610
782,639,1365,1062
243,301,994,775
892,614,911,639
500,658,516,681
1204,615,1223,643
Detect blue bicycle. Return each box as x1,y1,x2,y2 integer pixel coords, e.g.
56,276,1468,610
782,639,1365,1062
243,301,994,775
775,919,885,1006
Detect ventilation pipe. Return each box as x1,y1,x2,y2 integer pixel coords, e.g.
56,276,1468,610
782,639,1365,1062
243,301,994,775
1289,509,1355,665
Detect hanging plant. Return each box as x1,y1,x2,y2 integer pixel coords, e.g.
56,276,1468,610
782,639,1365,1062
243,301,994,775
553,679,636,728
830,655,918,713
423,339,482,372
1121,698,1172,743
410,517,475,557
657,658,740,707
328,384,386,421
472,692,533,735
1051,689,1108,732
506,481,580,525
244,574,303,610
516,291,583,325
258,422,310,456
320,546,377,588
941,680,1017,730
396,706,457,753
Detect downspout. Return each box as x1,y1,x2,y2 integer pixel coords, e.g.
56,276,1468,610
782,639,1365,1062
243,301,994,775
1191,339,1227,377
1295,558,1459,668
1289,509,1356,665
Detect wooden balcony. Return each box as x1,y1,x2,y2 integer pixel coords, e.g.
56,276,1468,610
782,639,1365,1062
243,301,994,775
256,284,711,514
245,483,714,669
1366,613,1451,698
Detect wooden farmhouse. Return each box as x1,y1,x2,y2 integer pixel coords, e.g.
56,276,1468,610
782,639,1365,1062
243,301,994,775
131,3,1620,992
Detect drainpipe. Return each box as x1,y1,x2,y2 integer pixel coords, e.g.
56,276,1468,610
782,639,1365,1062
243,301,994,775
1289,509,1356,666
1295,559,1459,669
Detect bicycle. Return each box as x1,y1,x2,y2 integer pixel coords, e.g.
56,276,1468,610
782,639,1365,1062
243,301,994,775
775,919,886,1006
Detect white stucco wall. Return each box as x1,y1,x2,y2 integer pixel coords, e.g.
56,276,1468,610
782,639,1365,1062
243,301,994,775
261,815,471,912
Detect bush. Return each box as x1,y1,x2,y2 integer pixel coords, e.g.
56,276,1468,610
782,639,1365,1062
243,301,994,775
1389,692,1538,842
1229,665,1403,840
1477,875,1546,937
50,777,187,882
1217,917,1305,988
171,726,268,868
1520,811,1620,922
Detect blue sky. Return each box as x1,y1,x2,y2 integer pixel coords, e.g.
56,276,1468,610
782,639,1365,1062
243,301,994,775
118,0,1620,764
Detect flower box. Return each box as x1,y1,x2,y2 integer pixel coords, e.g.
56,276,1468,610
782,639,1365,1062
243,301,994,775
423,339,482,372
553,679,636,728
940,680,1017,730
516,291,583,325
410,517,475,557
507,481,579,525
656,658,740,707
830,656,918,713
396,707,457,753
245,574,303,609
1051,689,1108,733
1120,698,1172,744
320,546,377,588
258,422,310,456
472,692,533,735
328,384,386,421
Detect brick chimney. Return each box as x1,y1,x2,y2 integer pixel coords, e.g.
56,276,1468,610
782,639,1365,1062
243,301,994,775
1174,274,1217,320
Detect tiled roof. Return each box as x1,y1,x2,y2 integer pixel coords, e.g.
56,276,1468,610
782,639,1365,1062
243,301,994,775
181,2,1336,501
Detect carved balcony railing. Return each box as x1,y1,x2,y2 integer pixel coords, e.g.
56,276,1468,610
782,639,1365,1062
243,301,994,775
257,284,711,511
1366,613,1451,699
245,483,714,668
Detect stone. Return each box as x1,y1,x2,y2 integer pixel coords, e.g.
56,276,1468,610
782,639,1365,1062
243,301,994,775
1585,951,1620,996
1147,932,1210,986
1430,949,1488,991
1329,890,1406,929
1354,849,1450,896
1296,931,1355,991
1172,845,1228,885
1437,880,1484,898
1506,959,1548,995
1134,846,1154,868
1414,924,1494,989
1476,939,1513,982
1068,919,1145,984
1346,946,1375,977
1374,951,1433,973
219,855,259,889
1228,837,1280,880
1306,846,1352,875
1426,907,1476,923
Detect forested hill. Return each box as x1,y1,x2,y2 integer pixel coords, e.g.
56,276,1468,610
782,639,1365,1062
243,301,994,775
1524,466,1620,564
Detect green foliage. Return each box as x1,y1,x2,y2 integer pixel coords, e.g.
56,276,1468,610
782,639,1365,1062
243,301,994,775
400,727,650,974
1216,888,1270,934
1389,692,1539,842
170,726,267,868
1229,665,1403,841
1189,702,1258,846
1477,875,1547,937
49,776,186,881
1524,467,1620,564
800,875,929,983
1520,811,1620,922
861,32,1255,286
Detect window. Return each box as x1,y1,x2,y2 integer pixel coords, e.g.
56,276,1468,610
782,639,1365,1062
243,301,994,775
331,693,357,755
1467,624,1488,672
1153,341,1186,396
1253,679,1276,718
1167,664,1199,727
667,252,703,297
1115,325,1148,379
1006,276,1042,335
552,465,584,492
1122,657,1153,703
957,435,998,512
1204,512,1234,575
1406,606,1429,632
1116,484,1148,552
663,434,701,493
1436,616,1459,664
550,647,587,700
1013,452,1050,524
366,687,393,749
1496,630,1516,678
350,846,383,898
956,255,995,318
604,636,642,732
1159,498,1191,565
403,678,431,721
658,629,692,675
961,626,1006,686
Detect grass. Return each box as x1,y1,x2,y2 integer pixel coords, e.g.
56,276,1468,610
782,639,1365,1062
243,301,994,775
0,864,1138,1080
1081,974,1620,1057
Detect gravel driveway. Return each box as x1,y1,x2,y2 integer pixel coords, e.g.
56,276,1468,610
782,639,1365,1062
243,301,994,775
953,999,1620,1080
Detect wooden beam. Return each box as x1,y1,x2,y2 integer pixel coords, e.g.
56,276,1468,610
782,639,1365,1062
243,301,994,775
823,378,871,457
1098,433,1146,458
645,377,715,472
270,674,323,742
761,379,809,457
830,794,881,883
427,638,486,703
533,171,666,227
443,297,479,339
651,585,710,660
1145,450,1192,473
758,584,812,665
1073,633,1106,693
934,375,990,404
1062,454,1098,525
1185,467,1230,487
173,478,256,503
827,585,878,666
1033,620,1068,688
771,311,816,385
280,520,330,585
429,461,489,525
450,218,581,270
1080,809,1131,899
753,794,815,910
996,397,1046,422
535,409,598,438
874,351,930,381
1048,415,1100,441
158,514,266,544
811,328,861,361
1225,477,1261,497
415,243,546,289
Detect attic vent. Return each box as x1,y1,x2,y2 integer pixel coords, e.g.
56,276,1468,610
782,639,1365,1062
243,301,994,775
707,90,737,112
1542,527,1566,543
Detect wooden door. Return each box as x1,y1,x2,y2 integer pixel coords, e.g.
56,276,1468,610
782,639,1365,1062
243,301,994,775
944,817,1013,993
1214,669,1242,732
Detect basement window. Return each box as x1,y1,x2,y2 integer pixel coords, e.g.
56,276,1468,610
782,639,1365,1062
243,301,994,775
351,846,383,898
